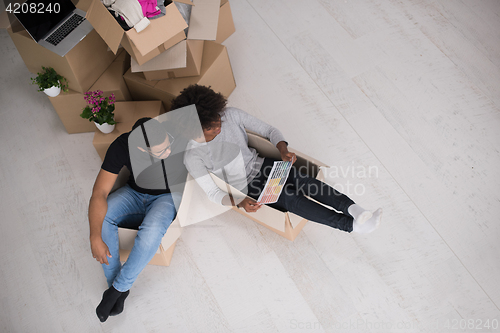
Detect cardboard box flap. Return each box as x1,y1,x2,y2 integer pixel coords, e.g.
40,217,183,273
86,0,124,53
0,10,12,29
173,0,194,5
187,0,220,40
161,218,182,249
127,4,187,56
131,40,187,73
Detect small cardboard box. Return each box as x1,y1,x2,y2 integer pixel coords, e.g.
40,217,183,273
49,51,132,134
129,0,235,80
123,41,236,110
6,23,117,94
86,0,188,66
131,40,204,81
92,101,164,160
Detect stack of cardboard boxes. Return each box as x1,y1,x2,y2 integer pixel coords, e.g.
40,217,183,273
2,0,236,136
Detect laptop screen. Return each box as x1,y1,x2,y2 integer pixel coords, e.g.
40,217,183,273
14,0,76,42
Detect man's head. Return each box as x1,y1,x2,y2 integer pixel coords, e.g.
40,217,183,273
170,84,227,132
132,117,173,159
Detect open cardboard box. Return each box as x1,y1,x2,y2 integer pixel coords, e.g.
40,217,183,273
180,131,327,241
123,41,236,110
92,101,164,160
86,0,188,66
129,0,235,80
48,50,132,134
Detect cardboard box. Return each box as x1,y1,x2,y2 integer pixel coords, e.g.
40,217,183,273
215,0,236,44
111,167,184,267
129,0,235,80
181,131,327,241
6,23,117,94
86,0,188,66
131,40,204,80
92,101,164,160
124,41,236,110
49,51,132,134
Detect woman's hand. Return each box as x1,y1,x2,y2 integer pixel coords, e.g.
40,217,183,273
276,141,296,165
237,197,262,213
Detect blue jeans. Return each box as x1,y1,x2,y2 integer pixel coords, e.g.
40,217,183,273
247,158,355,232
101,184,178,292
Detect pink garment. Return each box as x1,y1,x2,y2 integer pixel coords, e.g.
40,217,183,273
138,0,161,18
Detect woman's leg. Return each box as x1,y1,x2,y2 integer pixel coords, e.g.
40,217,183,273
247,158,354,232
284,166,355,216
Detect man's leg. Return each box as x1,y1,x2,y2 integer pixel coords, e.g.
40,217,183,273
100,185,145,288
111,192,177,292
97,185,145,322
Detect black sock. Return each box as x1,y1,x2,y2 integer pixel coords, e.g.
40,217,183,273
109,290,130,316
96,286,126,322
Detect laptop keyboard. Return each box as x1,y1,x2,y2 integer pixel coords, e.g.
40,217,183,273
45,14,86,46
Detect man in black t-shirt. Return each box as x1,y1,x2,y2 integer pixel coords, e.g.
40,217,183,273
88,117,187,322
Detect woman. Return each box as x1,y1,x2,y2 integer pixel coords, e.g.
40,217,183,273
174,85,382,234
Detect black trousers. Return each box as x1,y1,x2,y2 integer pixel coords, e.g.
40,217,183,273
247,158,355,232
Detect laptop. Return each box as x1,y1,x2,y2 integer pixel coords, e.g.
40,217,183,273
14,0,93,57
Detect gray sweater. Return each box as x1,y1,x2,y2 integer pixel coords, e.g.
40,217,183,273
184,107,287,204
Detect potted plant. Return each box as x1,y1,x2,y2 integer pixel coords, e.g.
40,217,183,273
80,90,117,133
31,66,69,97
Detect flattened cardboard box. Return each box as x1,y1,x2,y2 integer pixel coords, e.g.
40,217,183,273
49,52,132,134
92,101,164,161
86,0,188,66
124,41,236,110
7,23,116,94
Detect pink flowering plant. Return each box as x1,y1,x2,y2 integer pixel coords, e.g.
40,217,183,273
80,90,117,125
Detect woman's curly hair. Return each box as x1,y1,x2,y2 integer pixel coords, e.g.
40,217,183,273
170,84,227,129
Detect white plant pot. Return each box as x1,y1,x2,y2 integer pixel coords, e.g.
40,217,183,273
95,122,115,134
44,85,61,97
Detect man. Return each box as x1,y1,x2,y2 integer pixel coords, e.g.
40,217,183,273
88,116,188,322
176,85,382,234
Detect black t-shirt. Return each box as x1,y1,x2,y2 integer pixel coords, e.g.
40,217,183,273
101,132,188,195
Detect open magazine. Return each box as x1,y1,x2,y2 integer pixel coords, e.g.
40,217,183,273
257,160,293,204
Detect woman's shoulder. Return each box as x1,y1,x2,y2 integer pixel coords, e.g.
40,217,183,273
222,107,247,120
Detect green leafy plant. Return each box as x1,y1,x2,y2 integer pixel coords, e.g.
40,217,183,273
31,66,69,92
80,90,117,125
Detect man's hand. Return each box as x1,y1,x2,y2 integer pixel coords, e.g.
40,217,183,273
90,237,112,265
237,197,262,213
276,141,296,165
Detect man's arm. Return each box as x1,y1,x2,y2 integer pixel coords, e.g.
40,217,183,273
89,169,118,265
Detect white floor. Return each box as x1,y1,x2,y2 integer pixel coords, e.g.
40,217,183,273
1,0,500,332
